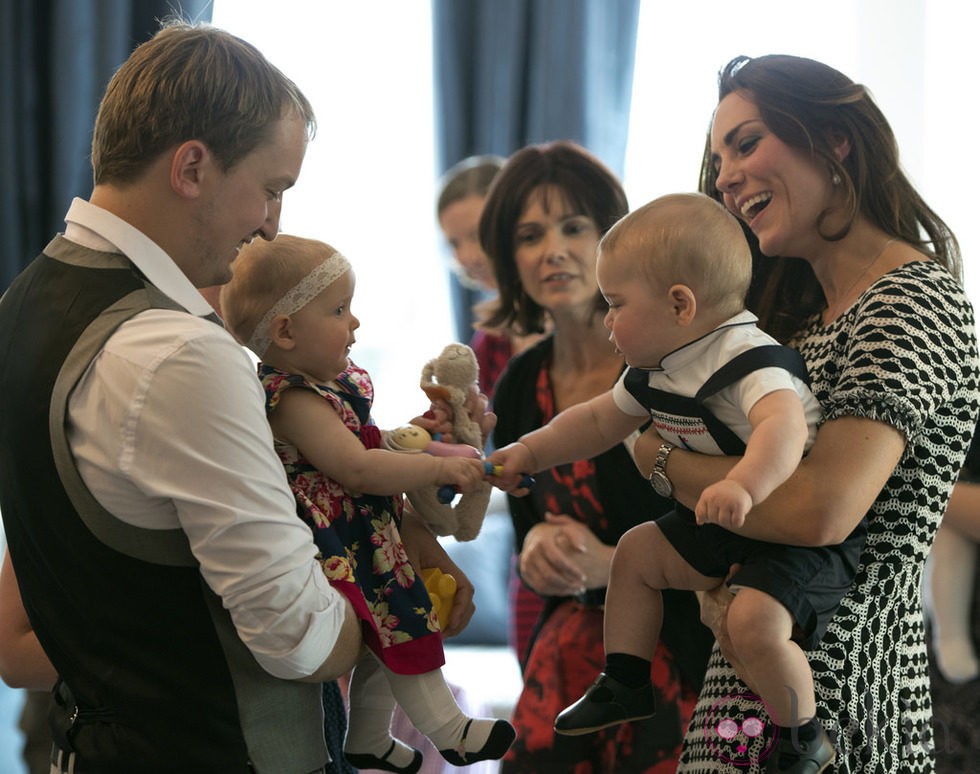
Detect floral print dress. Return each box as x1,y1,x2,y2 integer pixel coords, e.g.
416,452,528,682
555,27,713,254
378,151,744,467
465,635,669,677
261,362,444,675
494,345,708,774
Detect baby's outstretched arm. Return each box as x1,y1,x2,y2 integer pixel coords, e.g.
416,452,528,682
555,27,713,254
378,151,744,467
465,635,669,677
487,391,643,491
271,388,484,496
695,388,809,529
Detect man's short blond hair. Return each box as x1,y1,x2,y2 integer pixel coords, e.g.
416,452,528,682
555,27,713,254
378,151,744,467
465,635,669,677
600,192,752,318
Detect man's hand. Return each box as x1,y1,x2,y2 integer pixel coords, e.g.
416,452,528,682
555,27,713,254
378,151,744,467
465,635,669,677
400,506,475,637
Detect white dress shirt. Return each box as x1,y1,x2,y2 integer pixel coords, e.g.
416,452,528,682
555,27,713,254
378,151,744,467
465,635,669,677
63,198,346,679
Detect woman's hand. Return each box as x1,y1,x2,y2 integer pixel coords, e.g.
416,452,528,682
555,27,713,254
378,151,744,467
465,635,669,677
462,388,498,446
629,425,665,479
411,405,453,440
697,565,759,692
412,393,497,448
518,513,613,596
543,513,615,589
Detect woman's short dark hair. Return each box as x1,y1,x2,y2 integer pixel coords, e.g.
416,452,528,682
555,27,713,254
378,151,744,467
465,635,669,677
479,140,628,334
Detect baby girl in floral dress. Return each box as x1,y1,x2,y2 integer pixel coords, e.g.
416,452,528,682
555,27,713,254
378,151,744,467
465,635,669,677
221,234,515,773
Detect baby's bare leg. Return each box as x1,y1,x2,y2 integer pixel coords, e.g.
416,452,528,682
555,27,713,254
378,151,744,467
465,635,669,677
726,588,814,726
554,522,723,736
603,521,723,659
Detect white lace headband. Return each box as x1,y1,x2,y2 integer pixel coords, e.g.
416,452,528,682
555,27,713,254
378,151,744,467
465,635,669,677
246,251,352,357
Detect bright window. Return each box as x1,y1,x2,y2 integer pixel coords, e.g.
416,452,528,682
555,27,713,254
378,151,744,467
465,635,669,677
212,1,447,429
624,0,978,302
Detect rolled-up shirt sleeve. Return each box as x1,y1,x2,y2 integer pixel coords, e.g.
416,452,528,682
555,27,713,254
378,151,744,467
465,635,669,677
70,311,346,679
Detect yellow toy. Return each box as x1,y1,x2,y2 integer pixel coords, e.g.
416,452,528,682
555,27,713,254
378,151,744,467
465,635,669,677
421,567,457,631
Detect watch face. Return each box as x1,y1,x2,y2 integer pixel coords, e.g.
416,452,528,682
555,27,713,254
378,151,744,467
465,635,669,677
651,471,673,498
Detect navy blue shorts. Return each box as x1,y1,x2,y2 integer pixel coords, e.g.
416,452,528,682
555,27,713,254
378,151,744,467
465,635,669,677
656,507,866,650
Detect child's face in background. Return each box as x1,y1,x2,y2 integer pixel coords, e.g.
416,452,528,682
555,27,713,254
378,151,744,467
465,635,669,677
439,194,497,292
288,269,359,383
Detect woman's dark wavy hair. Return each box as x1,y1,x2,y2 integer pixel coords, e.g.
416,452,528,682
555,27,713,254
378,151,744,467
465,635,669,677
699,54,960,342
479,140,628,335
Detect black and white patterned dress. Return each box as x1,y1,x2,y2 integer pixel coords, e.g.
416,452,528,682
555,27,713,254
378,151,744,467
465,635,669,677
677,260,980,773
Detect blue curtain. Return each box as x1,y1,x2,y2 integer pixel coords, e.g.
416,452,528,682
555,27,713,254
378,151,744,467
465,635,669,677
431,0,641,341
0,0,211,292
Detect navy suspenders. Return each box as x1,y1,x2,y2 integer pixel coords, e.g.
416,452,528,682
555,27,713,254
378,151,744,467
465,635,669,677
624,345,811,456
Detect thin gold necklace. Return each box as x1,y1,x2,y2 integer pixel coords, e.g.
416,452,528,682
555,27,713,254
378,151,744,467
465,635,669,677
824,237,895,323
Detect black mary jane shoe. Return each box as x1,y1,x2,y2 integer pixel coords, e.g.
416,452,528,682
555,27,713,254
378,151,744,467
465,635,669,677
344,739,423,774
765,726,836,773
553,672,656,736
439,719,517,766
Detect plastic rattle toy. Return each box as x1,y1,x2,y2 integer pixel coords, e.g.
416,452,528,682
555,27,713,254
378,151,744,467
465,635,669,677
483,461,535,490
437,462,534,504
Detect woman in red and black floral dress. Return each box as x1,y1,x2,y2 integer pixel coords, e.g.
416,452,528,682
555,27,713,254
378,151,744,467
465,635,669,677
480,140,713,773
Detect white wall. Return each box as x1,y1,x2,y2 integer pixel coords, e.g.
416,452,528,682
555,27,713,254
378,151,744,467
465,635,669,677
212,2,447,430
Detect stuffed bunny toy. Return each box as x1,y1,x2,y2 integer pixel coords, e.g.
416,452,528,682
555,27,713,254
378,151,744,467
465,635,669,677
383,343,491,541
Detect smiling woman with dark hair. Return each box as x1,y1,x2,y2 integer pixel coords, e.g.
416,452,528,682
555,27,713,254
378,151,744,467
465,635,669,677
631,54,979,773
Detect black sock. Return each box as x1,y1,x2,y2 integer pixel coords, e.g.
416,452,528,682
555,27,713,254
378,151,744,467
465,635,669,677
604,652,651,688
